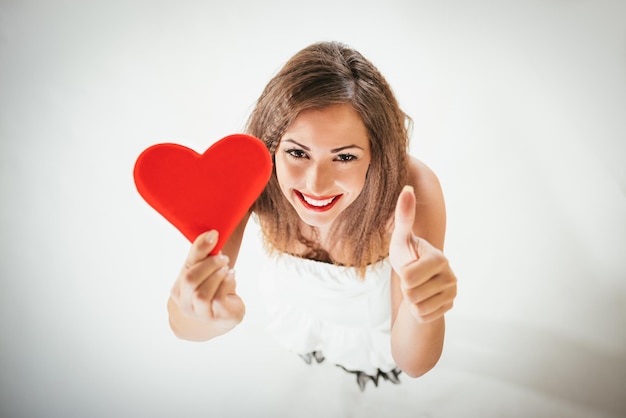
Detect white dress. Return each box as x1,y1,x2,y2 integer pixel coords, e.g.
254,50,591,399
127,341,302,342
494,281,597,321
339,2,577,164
258,252,397,377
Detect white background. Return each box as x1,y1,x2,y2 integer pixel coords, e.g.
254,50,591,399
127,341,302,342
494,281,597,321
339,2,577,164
1,1,625,417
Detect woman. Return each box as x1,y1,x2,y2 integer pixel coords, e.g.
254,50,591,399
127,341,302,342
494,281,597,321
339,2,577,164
167,41,457,390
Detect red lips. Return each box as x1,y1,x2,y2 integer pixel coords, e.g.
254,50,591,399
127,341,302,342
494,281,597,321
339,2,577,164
295,191,342,212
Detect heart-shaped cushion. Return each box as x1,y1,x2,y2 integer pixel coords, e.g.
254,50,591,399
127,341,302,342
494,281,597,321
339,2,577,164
133,134,272,254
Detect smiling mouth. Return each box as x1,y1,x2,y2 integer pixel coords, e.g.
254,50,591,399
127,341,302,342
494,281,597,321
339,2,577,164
296,191,342,212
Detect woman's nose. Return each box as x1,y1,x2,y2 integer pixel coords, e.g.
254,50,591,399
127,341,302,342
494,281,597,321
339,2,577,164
306,162,333,195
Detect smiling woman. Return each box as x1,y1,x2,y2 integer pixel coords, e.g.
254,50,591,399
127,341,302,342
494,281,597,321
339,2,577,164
167,41,457,390
249,42,411,270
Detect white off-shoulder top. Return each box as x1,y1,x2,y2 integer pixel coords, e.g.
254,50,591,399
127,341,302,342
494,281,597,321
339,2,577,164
258,252,396,376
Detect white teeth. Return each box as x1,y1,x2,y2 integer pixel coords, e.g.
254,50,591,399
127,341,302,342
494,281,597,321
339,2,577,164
302,194,335,207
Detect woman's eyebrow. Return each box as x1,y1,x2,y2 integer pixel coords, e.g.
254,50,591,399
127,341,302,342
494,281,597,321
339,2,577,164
330,145,364,153
282,139,310,150
282,139,363,153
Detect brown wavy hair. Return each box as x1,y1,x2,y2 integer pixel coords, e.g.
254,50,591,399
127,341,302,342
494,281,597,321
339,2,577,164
247,41,410,273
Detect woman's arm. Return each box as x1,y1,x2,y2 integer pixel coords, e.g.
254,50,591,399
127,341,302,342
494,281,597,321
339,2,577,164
167,212,251,341
389,158,457,377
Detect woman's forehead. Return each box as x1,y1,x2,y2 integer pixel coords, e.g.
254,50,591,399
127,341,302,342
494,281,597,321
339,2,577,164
282,104,369,149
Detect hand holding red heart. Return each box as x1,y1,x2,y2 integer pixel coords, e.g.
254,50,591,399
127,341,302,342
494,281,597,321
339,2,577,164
169,230,245,333
389,186,457,323
134,135,271,339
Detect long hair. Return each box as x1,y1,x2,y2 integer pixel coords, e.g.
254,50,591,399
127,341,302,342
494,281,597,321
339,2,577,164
247,41,410,274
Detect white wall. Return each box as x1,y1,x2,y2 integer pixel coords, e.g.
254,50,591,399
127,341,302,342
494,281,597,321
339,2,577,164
1,1,624,417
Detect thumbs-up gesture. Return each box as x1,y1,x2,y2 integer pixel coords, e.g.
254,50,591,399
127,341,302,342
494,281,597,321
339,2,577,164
389,186,457,323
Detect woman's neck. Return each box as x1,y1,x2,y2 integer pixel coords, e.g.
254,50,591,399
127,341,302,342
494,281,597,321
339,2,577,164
293,222,355,265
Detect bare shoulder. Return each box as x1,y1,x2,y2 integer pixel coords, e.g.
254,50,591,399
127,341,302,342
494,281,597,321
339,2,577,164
407,156,447,250
408,157,440,189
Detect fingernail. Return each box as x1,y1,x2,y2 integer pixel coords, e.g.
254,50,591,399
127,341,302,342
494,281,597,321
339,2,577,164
403,185,414,194
206,230,218,245
219,253,230,264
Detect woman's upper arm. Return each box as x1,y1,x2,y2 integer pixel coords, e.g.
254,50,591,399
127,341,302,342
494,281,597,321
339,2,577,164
407,157,447,251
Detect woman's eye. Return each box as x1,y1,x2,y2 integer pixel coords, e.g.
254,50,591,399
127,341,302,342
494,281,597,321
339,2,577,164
285,149,308,159
336,153,357,162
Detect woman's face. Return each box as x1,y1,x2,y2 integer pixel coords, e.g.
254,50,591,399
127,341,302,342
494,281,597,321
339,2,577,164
275,103,372,231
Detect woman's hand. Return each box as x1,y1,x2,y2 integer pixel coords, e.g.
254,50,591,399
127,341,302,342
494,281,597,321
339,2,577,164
389,186,457,323
169,230,245,334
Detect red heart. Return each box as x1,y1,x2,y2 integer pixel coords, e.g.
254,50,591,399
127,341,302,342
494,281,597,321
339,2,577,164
133,134,272,254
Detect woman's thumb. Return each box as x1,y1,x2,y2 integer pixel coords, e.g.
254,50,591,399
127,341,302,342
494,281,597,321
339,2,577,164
393,185,416,237
389,185,418,269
